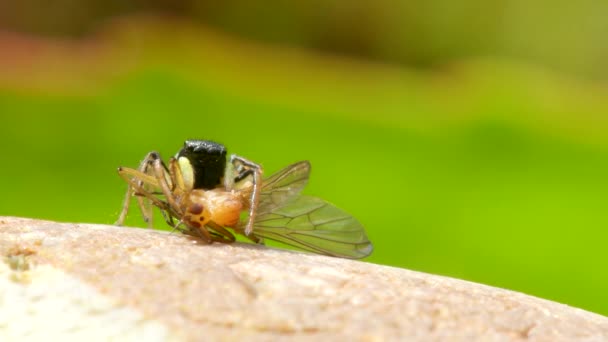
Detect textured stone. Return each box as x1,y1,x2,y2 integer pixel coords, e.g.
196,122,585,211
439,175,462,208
1,216,607,341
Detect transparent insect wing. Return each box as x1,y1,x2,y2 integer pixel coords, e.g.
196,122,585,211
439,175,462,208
253,161,373,259
257,161,310,214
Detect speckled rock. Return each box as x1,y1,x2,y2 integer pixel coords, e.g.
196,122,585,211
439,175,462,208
1,217,607,341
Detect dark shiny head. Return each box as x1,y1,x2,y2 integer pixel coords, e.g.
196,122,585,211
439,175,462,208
177,140,227,190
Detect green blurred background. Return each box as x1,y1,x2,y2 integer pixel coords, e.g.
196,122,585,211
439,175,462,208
1,1,608,315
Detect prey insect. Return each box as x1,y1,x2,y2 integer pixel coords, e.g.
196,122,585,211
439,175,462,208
115,140,373,259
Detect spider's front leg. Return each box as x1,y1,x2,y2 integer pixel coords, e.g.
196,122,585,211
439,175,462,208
116,151,164,227
226,155,263,237
116,152,182,229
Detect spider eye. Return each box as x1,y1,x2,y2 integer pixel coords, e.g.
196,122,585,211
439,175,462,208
177,140,227,190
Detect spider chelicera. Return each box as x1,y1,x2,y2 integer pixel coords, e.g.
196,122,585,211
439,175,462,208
115,140,373,259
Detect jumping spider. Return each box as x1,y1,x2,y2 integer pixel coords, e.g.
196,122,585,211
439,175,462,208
115,140,372,259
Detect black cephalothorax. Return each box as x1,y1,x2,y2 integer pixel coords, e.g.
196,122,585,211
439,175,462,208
177,140,227,190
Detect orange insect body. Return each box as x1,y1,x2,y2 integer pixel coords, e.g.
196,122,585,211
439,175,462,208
181,189,244,229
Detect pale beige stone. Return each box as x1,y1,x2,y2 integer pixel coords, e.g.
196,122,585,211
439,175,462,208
0,216,606,341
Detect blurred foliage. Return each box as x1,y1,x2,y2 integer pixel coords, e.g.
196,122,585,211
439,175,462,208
0,0,607,79
0,5,607,318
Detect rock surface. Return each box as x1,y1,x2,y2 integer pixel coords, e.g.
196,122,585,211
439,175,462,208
1,216,607,341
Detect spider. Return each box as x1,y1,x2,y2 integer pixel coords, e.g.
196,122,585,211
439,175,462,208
115,140,373,259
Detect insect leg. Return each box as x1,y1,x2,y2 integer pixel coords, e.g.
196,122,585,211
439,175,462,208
244,233,264,244
164,217,215,245
159,208,179,229
179,221,214,243
229,155,263,236
207,222,237,243
116,152,161,227
229,221,264,244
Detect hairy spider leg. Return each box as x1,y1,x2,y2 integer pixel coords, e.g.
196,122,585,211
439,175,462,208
116,152,163,227
147,155,185,231
228,155,263,237
115,152,184,232
136,153,165,226
147,154,178,212
116,166,173,220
